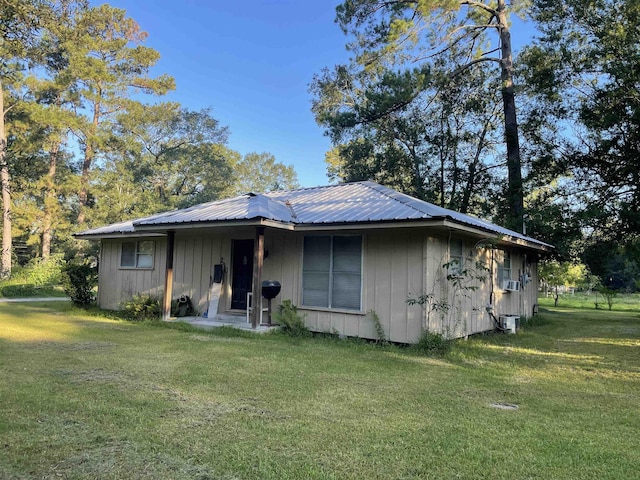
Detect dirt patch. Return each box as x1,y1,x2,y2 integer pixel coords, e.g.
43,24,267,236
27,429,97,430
489,402,519,410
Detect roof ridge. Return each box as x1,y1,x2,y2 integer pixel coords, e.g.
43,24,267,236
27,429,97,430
264,181,354,197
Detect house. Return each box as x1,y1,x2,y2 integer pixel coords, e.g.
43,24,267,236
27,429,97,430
75,181,552,343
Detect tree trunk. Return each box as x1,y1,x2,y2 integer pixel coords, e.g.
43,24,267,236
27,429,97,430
78,102,100,225
497,0,524,233
77,140,92,225
0,80,11,279
42,142,60,259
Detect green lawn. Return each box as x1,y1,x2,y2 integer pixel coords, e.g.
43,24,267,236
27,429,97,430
538,291,640,311
1,302,638,479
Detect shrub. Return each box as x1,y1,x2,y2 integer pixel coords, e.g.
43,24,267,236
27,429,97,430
62,261,98,306
0,284,41,297
273,300,310,337
412,331,452,356
122,294,162,321
24,254,65,286
598,286,617,311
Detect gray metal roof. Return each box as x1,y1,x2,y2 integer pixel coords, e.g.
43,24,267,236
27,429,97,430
134,193,294,226
76,181,552,249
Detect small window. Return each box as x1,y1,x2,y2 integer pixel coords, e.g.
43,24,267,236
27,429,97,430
302,235,362,310
497,250,511,286
120,240,154,269
449,239,464,276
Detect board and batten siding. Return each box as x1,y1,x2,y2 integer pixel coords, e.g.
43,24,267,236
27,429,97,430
98,238,167,310
98,227,540,343
287,229,425,344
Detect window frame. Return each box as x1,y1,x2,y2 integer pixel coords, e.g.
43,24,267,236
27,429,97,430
497,250,511,287
120,240,155,270
448,238,464,277
301,234,363,312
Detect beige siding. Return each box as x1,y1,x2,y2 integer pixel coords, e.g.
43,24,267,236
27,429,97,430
97,227,542,342
292,230,425,344
98,238,167,310
171,233,226,314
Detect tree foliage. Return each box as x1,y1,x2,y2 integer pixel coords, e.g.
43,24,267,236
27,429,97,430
313,0,528,228
0,0,298,275
521,0,640,239
230,152,299,195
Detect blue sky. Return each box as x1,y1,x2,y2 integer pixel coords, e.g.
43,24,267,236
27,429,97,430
102,0,349,188
100,1,537,188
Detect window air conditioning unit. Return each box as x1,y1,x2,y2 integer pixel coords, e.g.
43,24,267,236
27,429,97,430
502,280,521,292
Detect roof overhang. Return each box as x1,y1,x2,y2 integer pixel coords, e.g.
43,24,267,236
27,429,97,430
74,232,167,240
76,216,552,253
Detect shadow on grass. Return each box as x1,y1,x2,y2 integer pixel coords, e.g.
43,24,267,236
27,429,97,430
449,307,640,383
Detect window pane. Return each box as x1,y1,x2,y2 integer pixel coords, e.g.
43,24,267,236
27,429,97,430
303,272,330,307
138,241,154,255
121,242,136,267
333,236,361,273
303,236,331,272
136,253,153,268
450,239,463,257
332,273,361,310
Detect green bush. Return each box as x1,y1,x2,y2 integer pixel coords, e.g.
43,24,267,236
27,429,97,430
412,331,452,356
62,261,98,306
0,284,41,297
273,300,310,337
122,294,162,321
8,254,64,286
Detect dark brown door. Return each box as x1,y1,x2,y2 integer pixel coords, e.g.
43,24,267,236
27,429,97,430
231,239,254,310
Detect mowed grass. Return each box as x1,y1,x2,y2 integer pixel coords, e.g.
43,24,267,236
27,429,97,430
0,303,638,479
539,291,640,311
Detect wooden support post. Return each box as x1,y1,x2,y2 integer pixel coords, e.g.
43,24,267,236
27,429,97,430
251,226,265,329
162,231,175,321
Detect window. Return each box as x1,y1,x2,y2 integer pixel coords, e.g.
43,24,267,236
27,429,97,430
449,239,464,276
497,250,511,286
120,240,154,268
302,235,362,310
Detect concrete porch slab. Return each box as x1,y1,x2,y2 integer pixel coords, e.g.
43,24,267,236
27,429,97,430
165,313,279,333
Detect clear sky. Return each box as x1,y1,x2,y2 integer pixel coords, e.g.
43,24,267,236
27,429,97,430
100,0,350,188
97,1,536,189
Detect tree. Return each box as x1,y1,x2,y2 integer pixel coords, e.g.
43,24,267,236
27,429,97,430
230,152,299,195
312,59,504,215
0,0,53,277
61,4,174,225
90,104,236,225
521,0,640,240
539,260,588,306
318,0,528,230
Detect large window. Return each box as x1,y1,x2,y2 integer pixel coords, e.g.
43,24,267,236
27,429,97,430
120,240,154,269
302,235,362,310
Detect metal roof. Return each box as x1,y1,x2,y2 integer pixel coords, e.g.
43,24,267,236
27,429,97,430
134,193,294,226
75,181,552,249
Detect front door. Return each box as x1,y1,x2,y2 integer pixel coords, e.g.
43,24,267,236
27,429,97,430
231,239,254,310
